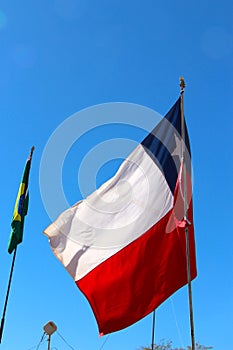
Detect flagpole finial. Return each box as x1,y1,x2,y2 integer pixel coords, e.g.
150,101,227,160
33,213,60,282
180,77,186,94
29,146,35,159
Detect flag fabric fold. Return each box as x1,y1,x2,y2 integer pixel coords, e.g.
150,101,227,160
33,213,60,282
8,154,32,254
44,98,197,335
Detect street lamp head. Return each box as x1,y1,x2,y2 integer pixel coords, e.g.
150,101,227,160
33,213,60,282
43,321,57,336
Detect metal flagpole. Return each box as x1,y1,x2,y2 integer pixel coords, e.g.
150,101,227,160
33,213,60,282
179,77,195,350
151,310,156,350
0,146,34,344
0,247,17,343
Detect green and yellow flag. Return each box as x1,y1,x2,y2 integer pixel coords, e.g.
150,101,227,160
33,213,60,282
8,147,34,254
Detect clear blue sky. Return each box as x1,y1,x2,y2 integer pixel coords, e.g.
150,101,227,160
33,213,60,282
0,1,232,349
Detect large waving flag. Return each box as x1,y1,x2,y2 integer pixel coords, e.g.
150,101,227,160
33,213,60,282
44,98,196,335
8,148,34,254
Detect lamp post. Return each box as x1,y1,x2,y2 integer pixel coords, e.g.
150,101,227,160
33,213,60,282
43,321,57,350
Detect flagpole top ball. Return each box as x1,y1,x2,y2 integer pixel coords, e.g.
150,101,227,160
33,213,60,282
179,77,186,92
